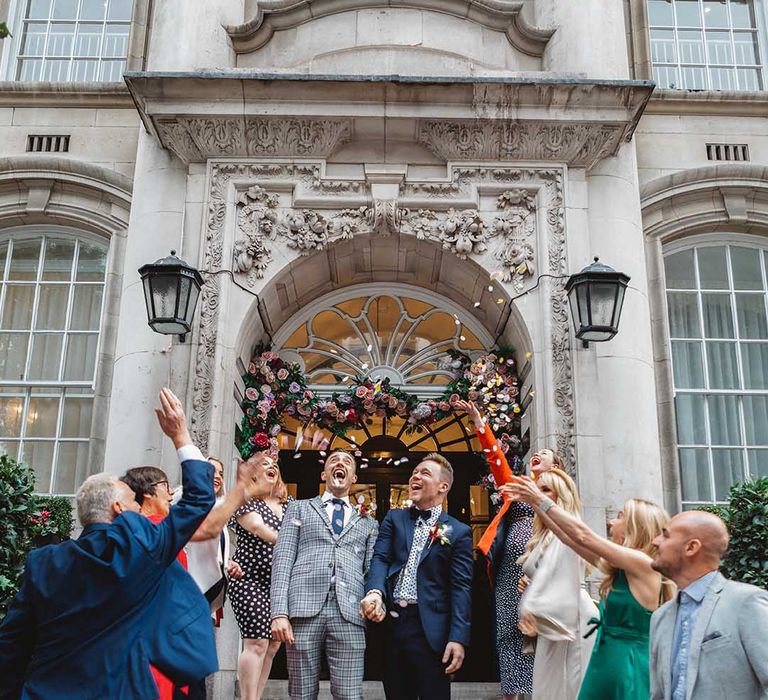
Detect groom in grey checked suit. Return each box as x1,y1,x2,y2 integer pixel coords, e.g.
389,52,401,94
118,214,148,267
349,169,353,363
271,450,379,699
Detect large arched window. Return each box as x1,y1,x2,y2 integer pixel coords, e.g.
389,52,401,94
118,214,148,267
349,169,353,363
665,240,768,507
0,232,107,494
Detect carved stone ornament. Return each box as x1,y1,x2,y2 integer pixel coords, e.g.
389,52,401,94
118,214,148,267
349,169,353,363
191,162,575,470
154,117,352,164
417,120,625,170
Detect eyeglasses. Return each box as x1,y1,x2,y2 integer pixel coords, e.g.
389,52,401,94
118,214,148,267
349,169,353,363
150,480,173,494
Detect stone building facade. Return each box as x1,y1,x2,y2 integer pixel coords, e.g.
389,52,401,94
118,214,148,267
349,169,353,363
1,0,767,694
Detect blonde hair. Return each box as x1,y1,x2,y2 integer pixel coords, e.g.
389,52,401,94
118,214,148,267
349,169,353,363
520,467,581,564
599,498,675,603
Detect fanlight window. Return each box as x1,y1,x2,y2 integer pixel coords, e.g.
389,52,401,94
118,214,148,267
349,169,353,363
280,292,486,390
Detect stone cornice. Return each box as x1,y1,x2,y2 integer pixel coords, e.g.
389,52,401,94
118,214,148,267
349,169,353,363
645,89,768,118
124,72,653,167
225,0,553,57
0,81,133,108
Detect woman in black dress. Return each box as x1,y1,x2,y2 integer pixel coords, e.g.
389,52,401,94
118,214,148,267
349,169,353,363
228,453,291,700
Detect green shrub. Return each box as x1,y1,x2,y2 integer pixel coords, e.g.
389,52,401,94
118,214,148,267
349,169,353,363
0,454,74,620
0,454,36,619
697,477,768,589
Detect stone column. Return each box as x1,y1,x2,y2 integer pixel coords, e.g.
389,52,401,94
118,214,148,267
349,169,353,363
102,129,189,475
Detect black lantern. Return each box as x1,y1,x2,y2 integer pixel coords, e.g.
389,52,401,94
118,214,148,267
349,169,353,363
138,250,203,342
565,257,630,345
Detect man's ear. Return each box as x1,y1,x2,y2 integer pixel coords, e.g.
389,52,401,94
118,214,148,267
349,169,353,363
351,472,358,485
438,481,450,495
112,501,123,516
320,470,328,483
685,538,703,557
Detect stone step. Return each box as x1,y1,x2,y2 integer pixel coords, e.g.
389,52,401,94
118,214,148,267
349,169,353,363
259,681,503,699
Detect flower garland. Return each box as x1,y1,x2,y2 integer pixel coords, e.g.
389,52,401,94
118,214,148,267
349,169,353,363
239,345,525,498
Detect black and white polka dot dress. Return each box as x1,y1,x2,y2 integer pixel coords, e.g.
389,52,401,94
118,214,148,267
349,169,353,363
228,498,290,639
496,501,535,695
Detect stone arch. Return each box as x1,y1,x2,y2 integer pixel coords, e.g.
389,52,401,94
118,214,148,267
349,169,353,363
641,164,768,511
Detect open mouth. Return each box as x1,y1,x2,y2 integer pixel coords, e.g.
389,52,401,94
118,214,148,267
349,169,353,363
332,467,346,480
265,467,278,480
410,482,422,492
530,455,541,467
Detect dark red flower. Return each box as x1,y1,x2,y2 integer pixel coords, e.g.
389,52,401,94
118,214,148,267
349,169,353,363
252,432,270,447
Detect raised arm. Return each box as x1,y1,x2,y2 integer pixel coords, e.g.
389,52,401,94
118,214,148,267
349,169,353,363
455,399,515,489
506,476,655,578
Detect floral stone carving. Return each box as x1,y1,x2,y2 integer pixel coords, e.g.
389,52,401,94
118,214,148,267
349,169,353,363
233,185,279,281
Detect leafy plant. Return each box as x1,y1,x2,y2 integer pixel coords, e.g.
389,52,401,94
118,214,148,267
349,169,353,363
0,454,36,619
697,477,768,588
29,496,74,544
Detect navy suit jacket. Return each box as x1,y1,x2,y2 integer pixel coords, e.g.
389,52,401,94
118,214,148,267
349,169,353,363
0,457,217,700
366,507,473,654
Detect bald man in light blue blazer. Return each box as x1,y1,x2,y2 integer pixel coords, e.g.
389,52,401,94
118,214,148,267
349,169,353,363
649,510,768,700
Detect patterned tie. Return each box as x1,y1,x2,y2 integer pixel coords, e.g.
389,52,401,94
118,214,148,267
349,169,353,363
330,498,346,535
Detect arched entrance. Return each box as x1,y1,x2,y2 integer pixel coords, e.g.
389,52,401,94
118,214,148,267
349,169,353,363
245,283,518,682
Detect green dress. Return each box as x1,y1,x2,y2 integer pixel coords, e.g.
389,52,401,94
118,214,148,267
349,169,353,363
577,570,653,700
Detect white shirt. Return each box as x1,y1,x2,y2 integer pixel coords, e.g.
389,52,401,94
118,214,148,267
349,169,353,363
321,491,352,530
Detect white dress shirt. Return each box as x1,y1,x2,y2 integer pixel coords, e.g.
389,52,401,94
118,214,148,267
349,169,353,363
321,491,352,530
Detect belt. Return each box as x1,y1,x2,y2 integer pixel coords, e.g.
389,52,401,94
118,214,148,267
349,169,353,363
393,600,418,607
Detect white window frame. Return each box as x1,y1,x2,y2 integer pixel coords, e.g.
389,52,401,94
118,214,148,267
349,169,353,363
1,0,132,82
664,233,768,507
648,0,768,91
0,227,108,495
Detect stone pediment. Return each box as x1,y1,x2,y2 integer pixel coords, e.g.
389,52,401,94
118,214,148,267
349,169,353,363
226,0,552,57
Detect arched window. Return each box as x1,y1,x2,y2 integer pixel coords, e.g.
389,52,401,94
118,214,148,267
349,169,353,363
665,241,768,507
273,286,494,452
0,232,107,494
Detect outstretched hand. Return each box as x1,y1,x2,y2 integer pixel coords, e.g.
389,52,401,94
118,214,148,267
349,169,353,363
442,642,465,674
454,399,483,428
499,475,544,506
155,388,192,449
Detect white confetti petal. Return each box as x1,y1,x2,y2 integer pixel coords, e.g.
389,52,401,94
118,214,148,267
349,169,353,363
389,611,399,618
292,519,302,527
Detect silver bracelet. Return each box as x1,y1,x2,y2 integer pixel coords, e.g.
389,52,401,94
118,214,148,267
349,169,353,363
539,497,556,513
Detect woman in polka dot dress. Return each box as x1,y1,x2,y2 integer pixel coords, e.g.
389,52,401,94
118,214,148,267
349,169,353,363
228,453,292,700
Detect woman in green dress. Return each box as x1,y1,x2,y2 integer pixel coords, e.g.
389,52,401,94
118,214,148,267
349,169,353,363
504,479,675,700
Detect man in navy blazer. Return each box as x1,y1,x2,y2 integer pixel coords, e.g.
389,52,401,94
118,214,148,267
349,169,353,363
0,388,218,700
363,453,473,700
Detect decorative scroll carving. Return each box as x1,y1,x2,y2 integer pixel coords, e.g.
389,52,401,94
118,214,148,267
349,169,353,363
156,117,353,164
417,120,624,170
367,199,403,236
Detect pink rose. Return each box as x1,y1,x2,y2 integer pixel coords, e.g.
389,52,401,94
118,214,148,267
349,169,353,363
388,396,398,409
365,389,375,400
396,400,407,413
439,401,451,411
467,390,478,401
325,401,338,416
363,400,374,411
355,386,368,399
248,363,257,375
245,387,258,401
277,368,289,380
449,393,460,405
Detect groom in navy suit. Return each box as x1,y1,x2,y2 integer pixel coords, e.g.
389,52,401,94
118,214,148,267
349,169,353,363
363,453,473,700
0,388,219,700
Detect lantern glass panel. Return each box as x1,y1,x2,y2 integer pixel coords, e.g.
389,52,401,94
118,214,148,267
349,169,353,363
589,282,620,327
150,273,181,320
568,290,581,331
142,276,153,319
176,275,191,323
186,283,200,325
613,284,627,326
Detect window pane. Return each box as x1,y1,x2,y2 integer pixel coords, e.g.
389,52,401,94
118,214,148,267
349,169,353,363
18,59,43,81
735,294,767,339
665,249,696,289
0,333,29,381
672,340,705,388
697,246,728,289
702,293,734,338
710,67,737,90
107,0,134,20
36,285,69,330
0,396,24,437
54,441,88,493
27,0,52,18
737,67,761,90
651,29,678,62
42,59,71,81
70,286,102,331
741,343,768,389
76,241,107,281
649,0,674,24
706,342,739,388
42,239,75,280
46,22,75,56
103,23,129,57
75,23,102,57
730,246,763,290
708,395,741,445
730,0,757,29
61,396,92,437
681,65,707,88
743,395,768,445
80,0,106,20
747,449,768,479
678,30,706,63
22,441,55,492
653,64,680,88
63,333,98,381
0,241,7,280
1,285,36,329
70,59,98,81
703,1,728,27
26,396,59,437
99,59,125,81
712,449,744,500
27,334,63,380
679,447,712,501
675,393,707,444
9,239,40,281
21,21,48,55
676,0,703,26
51,0,78,19
0,440,20,460
668,292,701,337
706,30,733,64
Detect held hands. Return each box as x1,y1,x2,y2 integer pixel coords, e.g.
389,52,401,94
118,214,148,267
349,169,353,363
360,592,386,623
271,616,294,645
453,399,483,429
155,388,192,449
517,574,530,595
442,642,465,674
227,560,244,580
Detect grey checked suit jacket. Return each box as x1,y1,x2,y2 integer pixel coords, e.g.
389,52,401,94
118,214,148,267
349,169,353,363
270,496,379,627
650,571,768,700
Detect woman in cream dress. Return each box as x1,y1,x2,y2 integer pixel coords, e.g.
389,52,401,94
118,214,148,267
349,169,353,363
514,468,597,700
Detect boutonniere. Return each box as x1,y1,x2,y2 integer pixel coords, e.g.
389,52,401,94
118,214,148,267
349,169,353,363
429,522,451,547
354,498,376,518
